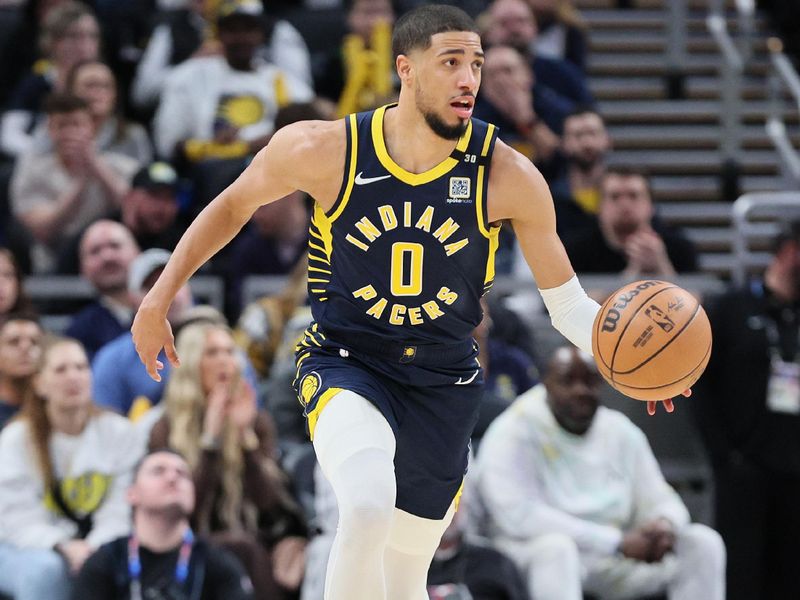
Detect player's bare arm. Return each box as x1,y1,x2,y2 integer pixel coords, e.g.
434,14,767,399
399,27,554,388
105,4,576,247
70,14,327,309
131,119,347,380
487,141,680,414
487,139,576,290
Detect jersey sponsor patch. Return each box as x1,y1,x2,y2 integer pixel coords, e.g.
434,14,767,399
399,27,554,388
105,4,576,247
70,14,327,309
448,177,471,199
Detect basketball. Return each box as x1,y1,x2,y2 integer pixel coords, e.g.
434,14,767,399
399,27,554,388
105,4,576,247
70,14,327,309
591,280,712,401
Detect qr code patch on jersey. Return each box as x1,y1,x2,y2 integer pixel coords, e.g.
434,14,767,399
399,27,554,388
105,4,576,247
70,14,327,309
449,177,471,199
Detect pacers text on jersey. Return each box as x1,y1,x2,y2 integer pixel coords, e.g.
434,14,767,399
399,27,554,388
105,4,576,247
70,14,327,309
345,201,469,326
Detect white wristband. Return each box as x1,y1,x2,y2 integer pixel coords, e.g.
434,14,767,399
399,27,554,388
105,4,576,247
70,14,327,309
538,275,600,355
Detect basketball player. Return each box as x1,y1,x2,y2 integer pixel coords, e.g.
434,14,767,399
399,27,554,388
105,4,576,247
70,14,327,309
132,6,677,599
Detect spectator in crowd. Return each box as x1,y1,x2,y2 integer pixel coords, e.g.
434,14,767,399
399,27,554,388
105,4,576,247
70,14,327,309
427,491,530,600
65,220,140,358
315,0,396,115
152,0,313,172
526,0,588,72
132,0,312,111
0,336,140,600
10,95,139,274
120,162,187,252
472,298,539,446
0,247,33,322
92,248,194,420
473,45,560,166
693,221,800,600
235,253,309,382
148,321,307,600
0,314,43,430
0,1,100,158
60,60,152,164
0,0,69,108
482,0,593,132
550,106,612,237
72,448,255,600
473,346,726,600
563,167,698,276
224,190,309,318
760,0,800,65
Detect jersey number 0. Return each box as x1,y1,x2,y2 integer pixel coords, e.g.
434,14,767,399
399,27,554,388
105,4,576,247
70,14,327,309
391,242,424,296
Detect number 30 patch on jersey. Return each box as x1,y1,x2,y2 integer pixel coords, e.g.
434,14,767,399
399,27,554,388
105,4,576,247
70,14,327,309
449,177,471,200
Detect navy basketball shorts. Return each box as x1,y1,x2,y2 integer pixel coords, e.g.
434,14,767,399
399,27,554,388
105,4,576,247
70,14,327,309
293,323,484,520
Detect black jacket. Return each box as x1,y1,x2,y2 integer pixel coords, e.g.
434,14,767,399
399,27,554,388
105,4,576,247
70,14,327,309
693,283,800,474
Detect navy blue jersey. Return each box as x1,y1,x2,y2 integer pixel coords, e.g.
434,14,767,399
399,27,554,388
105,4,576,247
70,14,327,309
307,104,501,345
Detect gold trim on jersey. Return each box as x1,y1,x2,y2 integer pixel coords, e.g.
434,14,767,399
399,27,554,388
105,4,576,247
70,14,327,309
308,203,335,301
326,114,359,222
370,104,473,186
474,123,501,287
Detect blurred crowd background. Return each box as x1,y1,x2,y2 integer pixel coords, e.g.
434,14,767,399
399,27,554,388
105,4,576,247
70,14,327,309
0,0,798,599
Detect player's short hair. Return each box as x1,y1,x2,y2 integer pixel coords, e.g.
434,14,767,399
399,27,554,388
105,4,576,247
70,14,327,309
392,4,479,58
44,93,90,116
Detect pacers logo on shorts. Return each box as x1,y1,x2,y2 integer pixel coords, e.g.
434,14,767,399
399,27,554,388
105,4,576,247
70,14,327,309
300,372,322,406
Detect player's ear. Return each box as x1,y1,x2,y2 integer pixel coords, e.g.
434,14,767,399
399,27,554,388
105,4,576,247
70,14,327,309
396,54,413,84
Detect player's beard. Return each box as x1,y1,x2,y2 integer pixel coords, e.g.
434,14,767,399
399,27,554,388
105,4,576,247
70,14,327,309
416,84,468,141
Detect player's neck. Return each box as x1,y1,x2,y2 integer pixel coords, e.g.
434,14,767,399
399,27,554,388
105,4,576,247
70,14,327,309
383,102,461,174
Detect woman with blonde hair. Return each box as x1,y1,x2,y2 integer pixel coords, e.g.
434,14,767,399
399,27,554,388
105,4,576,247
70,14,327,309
148,321,307,600
0,336,139,600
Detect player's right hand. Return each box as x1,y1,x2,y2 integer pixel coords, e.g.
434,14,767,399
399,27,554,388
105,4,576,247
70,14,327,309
131,305,180,382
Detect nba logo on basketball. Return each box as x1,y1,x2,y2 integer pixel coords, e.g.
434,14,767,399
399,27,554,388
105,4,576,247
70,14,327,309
644,304,675,332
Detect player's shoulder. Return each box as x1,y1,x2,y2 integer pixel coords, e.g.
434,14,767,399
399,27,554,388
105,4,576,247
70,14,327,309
489,138,547,184
487,138,552,221
270,118,347,162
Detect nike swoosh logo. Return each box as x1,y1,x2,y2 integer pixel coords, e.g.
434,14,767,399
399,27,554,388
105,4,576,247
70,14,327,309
455,369,480,385
354,172,391,185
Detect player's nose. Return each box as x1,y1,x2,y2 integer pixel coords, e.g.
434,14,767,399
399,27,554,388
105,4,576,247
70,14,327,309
458,66,478,90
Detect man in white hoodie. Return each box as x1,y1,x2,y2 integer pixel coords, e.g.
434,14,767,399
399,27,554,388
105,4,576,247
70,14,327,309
473,346,726,600
152,0,313,163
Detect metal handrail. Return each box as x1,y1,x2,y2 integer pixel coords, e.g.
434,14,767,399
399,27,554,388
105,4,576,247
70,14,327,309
766,37,800,187
731,191,800,286
707,0,748,165
666,0,687,76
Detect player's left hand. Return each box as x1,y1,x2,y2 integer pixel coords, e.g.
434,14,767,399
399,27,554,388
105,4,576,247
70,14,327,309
646,389,691,416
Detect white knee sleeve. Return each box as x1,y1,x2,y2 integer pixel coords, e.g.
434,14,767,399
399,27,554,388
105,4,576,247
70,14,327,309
313,390,396,474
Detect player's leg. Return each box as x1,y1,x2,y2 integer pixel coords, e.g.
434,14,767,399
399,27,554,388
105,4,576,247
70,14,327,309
312,389,397,600
383,504,456,600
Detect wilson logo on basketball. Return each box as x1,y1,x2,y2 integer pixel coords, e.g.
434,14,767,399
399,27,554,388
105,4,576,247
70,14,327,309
600,280,660,333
